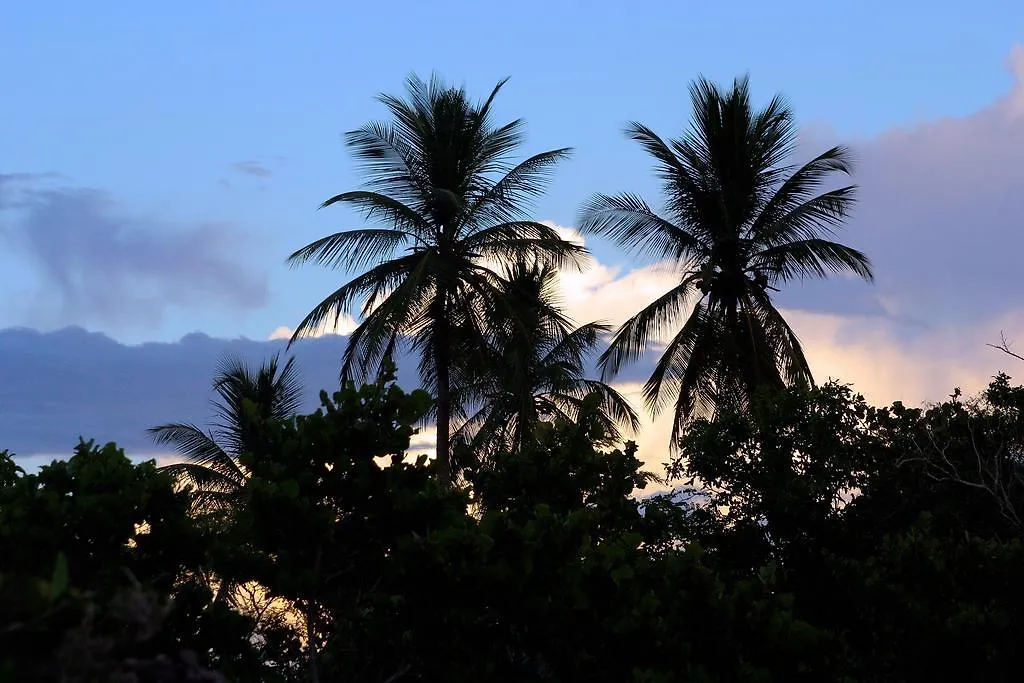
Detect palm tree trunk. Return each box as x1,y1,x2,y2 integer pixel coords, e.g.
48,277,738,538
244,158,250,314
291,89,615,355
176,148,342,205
304,599,320,683
434,303,453,487
434,351,453,486
305,544,323,683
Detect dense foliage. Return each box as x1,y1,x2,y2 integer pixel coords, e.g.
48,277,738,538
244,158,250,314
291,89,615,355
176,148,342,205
4,370,1024,681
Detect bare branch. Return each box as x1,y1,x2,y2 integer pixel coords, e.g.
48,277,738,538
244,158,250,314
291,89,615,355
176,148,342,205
988,331,1024,362
905,402,1024,534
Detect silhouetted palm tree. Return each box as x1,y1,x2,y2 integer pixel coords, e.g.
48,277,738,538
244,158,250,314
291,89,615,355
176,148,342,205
580,75,873,448
286,74,584,485
455,260,640,460
149,354,303,512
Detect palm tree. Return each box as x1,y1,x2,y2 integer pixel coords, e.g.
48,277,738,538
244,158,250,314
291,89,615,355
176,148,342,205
149,353,303,512
454,260,640,461
286,74,584,485
579,75,873,449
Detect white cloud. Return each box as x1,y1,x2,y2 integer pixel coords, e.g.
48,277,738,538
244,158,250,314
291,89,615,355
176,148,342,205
600,301,1024,482
408,426,437,458
538,221,681,337
15,450,183,474
268,313,359,341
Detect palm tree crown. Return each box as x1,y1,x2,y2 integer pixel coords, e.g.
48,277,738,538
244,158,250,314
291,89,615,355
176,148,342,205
579,75,873,449
454,259,640,461
150,354,303,512
286,74,585,484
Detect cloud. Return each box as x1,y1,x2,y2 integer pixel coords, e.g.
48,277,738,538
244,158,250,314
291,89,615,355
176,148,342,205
0,326,423,460
228,157,287,182
2,308,1019,485
555,254,677,334
773,47,1024,331
0,176,268,330
407,427,437,459
608,307,1024,481
268,313,360,341
230,161,273,178
13,449,182,474
7,46,1024,486
0,171,65,188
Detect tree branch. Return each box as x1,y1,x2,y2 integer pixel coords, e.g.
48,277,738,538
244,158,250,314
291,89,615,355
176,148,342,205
988,331,1024,362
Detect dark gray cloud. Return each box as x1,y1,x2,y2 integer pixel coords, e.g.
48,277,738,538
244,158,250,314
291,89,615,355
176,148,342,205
777,62,1024,335
0,176,268,329
230,160,273,178
0,172,66,202
0,325,639,465
0,327,424,463
0,172,66,185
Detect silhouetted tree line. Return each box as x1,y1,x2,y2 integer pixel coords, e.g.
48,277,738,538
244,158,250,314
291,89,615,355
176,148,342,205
4,73,1018,681
4,369,1024,681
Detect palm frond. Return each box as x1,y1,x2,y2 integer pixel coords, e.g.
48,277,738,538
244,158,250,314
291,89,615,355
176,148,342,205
667,336,727,448
463,221,588,270
209,354,304,425
476,76,510,121
148,423,244,482
264,355,305,418
640,298,721,417
750,146,854,229
615,120,732,244
320,189,431,233
339,255,435,383
744,289,814,388
152,355,305,513
287,227,416,273
470,113,527,179
748,91,799,173
159,461,244,495
542,322,607,370
343,122,428,206
579,193,708,263
599,277,696,381
211,356,280,455
288,253,423,345
624,121,690,182
465,148,574,226
752,184,859,251
452,399,487,440
751,238,874,282
572,380,642,434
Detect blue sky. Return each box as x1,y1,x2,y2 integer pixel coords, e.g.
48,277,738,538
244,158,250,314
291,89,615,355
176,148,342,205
2,0,1022,344
2,1,1024,467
